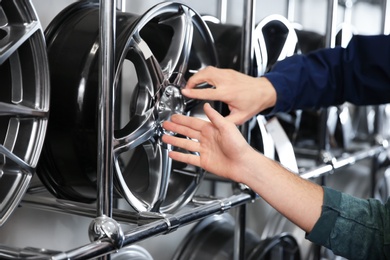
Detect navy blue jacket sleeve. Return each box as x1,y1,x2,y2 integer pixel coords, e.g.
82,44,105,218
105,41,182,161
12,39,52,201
264,35,390,114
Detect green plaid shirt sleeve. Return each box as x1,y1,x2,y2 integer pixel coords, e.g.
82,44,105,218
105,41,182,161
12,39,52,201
306,186,390,259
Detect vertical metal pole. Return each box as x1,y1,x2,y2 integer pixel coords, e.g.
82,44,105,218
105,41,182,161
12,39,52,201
235,1,256,259
117,0,125,12
98,0,116,223
239,0,255,144
96,1,116,258
370,0,389,198
218,0,228,24
382,0,390,35
234,204,247,260
286,0,296,22
318,0,338,159
325,0,338,49
241,0,256,77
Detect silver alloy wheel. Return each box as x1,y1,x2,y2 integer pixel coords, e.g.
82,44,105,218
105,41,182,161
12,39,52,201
113,2,214,213
39,1,218,213
113,3,221,212
0,0,49,225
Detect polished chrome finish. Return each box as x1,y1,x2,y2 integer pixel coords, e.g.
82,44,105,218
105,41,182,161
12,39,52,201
88,215,124,249
0,20,39,65
300,144,386,179
333,145,385,169
156,85,184,125
300,164,334,180
325,0,338,48
241,0,256,76
113,2,216,213
10,194,254,259
98,0,116,254
234,1,256,259
50,193,253,260
112,2,211,213
39,1,217,214
0,0,49,226
97,0,116,225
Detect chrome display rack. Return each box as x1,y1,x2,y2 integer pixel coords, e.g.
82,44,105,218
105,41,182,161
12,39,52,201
1,0,389,259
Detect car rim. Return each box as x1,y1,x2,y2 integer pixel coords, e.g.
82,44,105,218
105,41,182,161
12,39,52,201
0,0,49,225
38,1,218,213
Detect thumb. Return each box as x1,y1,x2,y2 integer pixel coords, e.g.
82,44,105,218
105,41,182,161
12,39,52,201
225,113,246,126
203,103,228,129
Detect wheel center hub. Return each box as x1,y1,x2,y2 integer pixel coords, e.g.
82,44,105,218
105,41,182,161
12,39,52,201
158,85,184,123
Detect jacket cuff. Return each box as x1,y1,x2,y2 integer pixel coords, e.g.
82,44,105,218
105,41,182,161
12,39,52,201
305,186,342,248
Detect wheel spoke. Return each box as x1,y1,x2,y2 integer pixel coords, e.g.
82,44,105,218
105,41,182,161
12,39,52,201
0,102,48,117
0,20,40,65
159,9,193,80
143,143,171,211
113,108,157,154
172,167,198,178
129,35,165,95
114,139,171,212
3,117,19,154
0,144,33,173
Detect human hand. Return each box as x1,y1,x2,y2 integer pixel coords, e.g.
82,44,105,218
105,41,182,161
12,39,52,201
183,66,277,125
163,103,324,234
162,103,254,183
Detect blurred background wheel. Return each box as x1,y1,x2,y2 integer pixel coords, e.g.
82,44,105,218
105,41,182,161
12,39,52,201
0,0,50,226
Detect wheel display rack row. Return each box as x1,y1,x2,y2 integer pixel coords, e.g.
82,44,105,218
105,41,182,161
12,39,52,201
0,0,389,259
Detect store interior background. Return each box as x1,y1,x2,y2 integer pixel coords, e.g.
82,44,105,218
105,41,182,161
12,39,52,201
0,0,386,259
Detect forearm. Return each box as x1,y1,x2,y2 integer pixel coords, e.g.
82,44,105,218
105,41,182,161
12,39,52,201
264,35,390,114
239,148,323,232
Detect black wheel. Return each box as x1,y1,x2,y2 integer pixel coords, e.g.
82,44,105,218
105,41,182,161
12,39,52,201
173,213,261,260
0,0,50,225
38,1,218,213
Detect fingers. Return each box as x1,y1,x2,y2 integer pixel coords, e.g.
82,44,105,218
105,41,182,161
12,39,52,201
163,120,201,141
162,134,200,153
185,66,218,89
162,133,201,168
183,66,222,101
163,104,228,140
168,151,201,168
167,113,208,132
181,88,220,101
203,103,230,130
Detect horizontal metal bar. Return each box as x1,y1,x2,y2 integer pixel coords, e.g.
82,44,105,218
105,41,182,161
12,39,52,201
300,143,386,180
300,164,334,180
53,193,253,260
332,145,385,170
